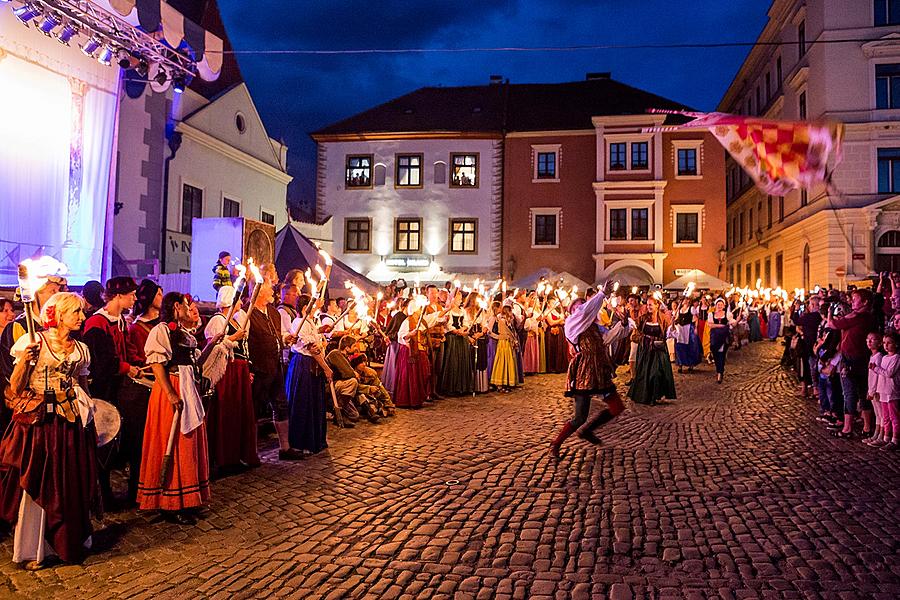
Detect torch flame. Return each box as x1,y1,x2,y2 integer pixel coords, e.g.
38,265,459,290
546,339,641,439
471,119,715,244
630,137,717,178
248,261,264,284
18,256,68,302
315,264,326,280
318,249,333,267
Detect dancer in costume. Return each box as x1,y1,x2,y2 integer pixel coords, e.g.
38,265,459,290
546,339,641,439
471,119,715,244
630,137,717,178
464,293,490,393
393,303,427,409
673,297,702,373
707,298,732,384
0,292,100,568
549,287,626,457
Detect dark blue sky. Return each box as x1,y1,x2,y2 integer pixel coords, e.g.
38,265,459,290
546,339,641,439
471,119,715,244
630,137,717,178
217,0,769,210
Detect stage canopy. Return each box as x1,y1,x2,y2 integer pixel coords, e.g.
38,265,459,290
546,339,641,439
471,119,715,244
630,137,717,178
275,224,379,295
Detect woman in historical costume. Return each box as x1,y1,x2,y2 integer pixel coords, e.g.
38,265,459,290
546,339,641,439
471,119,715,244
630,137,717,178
0,292,100,568
549,289,626,457
544,298,568,374
440,291,474,396
767,300,783,341
393,304,427,408
286,295,333,454
748,302,763,342
464,293,489,393
484,301,500,387
137,293,212,525
628,296,677,405
523,294,540,375
697,297,711,362
707,298,733,384
120,279,162,505
673,298,702,373
381,299,409,396
490,305,520,392
203,286,259,471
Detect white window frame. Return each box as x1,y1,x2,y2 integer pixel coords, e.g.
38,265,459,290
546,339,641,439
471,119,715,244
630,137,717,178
530,207,561,249
603,199,655,244
221,193,242,218
531,143,561,183
605,133,653,174
671,204,705,248
672,139,703,179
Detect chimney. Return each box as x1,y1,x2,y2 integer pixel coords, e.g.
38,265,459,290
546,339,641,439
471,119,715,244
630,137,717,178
489,74,504,85
586,72,611,81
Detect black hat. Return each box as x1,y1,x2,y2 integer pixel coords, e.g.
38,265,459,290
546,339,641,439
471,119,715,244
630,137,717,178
218,251,231,260
349,353,366,368
105,276,137,297
82,280,105,309
134,279,161,315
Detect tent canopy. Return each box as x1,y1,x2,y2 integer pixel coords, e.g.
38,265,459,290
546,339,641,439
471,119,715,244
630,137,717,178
663,269,730,291
512,268,591,291
275,225,379,294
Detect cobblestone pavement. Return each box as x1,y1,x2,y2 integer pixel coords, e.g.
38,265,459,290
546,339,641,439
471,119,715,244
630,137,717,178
1,342,899,599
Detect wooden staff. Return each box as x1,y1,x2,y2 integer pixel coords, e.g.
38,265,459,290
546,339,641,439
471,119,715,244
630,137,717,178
329,380,344,428
159,405,182,487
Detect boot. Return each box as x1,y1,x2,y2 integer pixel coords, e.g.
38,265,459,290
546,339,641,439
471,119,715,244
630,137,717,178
549,421,576,458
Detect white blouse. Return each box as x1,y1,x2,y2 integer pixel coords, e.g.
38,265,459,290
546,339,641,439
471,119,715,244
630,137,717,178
290,316,323,356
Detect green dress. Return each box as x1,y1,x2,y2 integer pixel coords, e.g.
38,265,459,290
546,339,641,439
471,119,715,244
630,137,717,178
628,321,676,405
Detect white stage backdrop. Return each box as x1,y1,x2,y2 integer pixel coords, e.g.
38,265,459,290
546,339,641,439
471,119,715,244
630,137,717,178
0,13,119,286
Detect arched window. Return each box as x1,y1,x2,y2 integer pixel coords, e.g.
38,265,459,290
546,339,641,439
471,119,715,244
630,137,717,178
434,161,446,185
373,164,386,186
876,230,900,272
878,230,900,248
802,243,810,289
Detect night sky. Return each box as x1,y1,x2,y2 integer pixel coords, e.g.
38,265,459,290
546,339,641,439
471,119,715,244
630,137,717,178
216,0,769,212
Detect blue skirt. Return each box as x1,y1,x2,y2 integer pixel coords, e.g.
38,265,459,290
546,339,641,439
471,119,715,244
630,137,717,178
675,328,702,367
767,313,782,340
285,352,328,454
486,338,497,381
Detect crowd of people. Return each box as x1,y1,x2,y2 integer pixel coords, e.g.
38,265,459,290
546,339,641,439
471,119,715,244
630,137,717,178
0,252,897,570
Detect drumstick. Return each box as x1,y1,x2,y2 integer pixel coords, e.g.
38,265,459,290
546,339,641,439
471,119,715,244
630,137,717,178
159,405,182,487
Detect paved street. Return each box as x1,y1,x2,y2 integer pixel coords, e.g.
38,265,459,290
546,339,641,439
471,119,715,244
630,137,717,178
1,342,899,599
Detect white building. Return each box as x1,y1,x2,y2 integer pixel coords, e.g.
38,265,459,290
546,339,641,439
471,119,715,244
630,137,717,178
722,0,900,290
311,85,506,283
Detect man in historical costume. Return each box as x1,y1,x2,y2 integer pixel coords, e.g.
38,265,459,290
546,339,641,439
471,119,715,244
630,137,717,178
0,292,100,568
0,274,66,433
248,280,305,460
138,293,213,524
82,276,139,507
326,336,382,425
350,353,396,417
423,285,449,400
549,287,628,458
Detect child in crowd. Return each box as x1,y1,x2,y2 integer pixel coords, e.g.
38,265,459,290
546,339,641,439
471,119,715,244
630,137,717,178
865,333,885,446
873,332,900,449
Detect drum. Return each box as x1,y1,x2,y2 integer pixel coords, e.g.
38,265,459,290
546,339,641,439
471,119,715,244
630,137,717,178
93,398,122,447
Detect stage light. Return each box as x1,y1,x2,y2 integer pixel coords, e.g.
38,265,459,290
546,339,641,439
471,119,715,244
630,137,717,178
56,22,78,45
172,76,185,94
137,60,149,77
13,3,42,25
81,37,102,57
37,12,61,35
117,49,134,69
96,45,115,66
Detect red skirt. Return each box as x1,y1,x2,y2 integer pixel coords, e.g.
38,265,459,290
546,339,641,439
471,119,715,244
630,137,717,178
137,375,210,511
0,413,100,563
393,345,425,408
207,359,259,468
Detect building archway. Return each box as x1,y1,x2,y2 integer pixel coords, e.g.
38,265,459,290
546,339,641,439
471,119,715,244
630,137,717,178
602,260,656,287
877,230,900,272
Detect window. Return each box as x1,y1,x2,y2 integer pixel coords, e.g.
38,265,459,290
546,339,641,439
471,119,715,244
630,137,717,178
876,64,900,109
800,189,808,207
756,201,762,231
181,183,202,234
395,218,421,253
345,155,372,188
631,142,648,170
396,154,422,187
765,257,772,287
261,211,275,225
434,162,446,185
345,218,371,253
450,154,478,187
532,212,559,247
677,148,697,176
765,72,772,100
738,212,744,245
631,208,649,240
755,86,761,113
609,143,626,170
777,57,783,88
802,244,810,289
222,197,240,218
876,0,900,26
799,91,807,119
609,208,627,240
449,219,477,254
779,196,784,221
728,265,734,285
536,152,557,179
767,195,773,228
755,260,761,282
878,148,900,192
749,208,754,237
735,263,741,286
675,212,699,244
798,20,806,57
745,263,752,286
775,252,783,287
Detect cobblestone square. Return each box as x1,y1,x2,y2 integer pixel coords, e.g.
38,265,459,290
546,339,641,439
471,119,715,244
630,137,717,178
1,342,898,599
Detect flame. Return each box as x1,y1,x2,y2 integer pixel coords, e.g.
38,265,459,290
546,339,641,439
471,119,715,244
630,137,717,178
571,285,578,295
305,268,312,283
454,279,461,289
315,264,326,280
318,249,333,267
233,263,248,290
613,282,620,292
247,260,264,284
18,256,68,301
631,286,638,294
344,280,352,289
376,291,384,301
477,297,488,310
308,277,318,295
